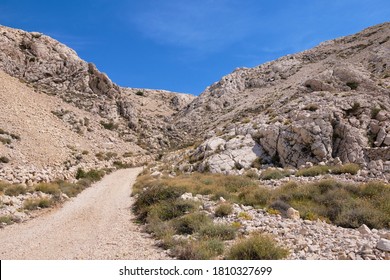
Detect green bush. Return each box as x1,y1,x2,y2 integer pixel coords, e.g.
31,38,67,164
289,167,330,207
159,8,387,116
304,104,319,111
296,165,330,177
346,82,359,90
173,239,224,260
113,161,133,169
226,234,289,260
0,137,11,145
34,183,61,195
0,215,15,225
148,200,197,221
173,212,212,235
133,184,186,222
0,181,10,192
100,121,118,130
0,156,10,163
331,163,360,175
251,158,262,169
198,223,237,240
238,187,272,208
245,170,259,179
76,168,105,182
238,212,253,220
4,184,27,196
23,198,53,210
56,180,86,197
123,151,134,157
260,168,291,180
371,107,381,119
215,203,233,217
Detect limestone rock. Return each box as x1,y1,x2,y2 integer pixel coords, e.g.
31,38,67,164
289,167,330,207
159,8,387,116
376,239,390,252
151,171,162,178
358,224,372,235
286,207,300,220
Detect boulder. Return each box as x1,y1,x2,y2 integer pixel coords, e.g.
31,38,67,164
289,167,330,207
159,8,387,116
150,171,162,178
357,224,371,235
286,207,300,220
376,239,390,252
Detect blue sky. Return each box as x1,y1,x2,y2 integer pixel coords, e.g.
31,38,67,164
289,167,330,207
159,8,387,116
0,0,389,95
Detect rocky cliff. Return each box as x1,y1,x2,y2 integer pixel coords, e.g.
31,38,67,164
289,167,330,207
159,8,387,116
173,22,390,177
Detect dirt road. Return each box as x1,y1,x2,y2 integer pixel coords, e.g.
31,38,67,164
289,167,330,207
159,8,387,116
0,168,168,259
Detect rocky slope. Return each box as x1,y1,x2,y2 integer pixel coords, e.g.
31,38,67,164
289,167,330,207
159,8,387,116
0,25,194,183
172,22,390,178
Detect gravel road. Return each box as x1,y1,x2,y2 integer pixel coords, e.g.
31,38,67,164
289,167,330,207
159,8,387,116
0,168,168,259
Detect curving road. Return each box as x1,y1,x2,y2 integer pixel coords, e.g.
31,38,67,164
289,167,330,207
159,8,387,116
0,168,168,259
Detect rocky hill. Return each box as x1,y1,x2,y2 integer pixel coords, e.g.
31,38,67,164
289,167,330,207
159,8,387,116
172,22,390,179
0,25,194,183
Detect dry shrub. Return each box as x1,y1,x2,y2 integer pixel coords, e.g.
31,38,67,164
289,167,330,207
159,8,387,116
226,234,289,260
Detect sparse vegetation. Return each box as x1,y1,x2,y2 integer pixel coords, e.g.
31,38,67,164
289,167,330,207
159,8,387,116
173,239,225,260
135,91,145,96
0,181,8,193
123,151,134,157
215,203,233,217
0,215,16,225
199,223,237,240
134,172,390,230
274,179,390,228
75,168,105,182
296,163,360,177
113,161,133,169
370,107,381,119
304,103,319,111
226,233,289,260
0,156,10,163
251,157,262,169
173,212,212,235
346,81,359,90
0,128,20,144
245,169,259,179
260,168,291,180
346,101,361,116
296,165,330,177
4,184,27,196
95,151,118,161
0,137,11,145
242,118,251,124
23,198,53,210
331,163,360,175
100,120,118,130
51,109,70,118
238,212,253,220
34,183,61,195
132,174,249,259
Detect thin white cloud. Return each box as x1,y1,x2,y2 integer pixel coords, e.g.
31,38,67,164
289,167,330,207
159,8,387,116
45,32,96,52
131,0,258,52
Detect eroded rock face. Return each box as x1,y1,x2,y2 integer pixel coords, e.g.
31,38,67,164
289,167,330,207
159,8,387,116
173,22,390,174
190,134,265,174
0,27,122,119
